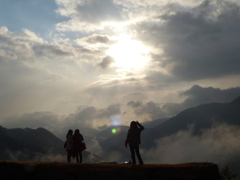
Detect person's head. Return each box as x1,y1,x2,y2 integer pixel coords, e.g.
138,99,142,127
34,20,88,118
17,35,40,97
74,129,80,135
130,121,137,129
66,129,73,137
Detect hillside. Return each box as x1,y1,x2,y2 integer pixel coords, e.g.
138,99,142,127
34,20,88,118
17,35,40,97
141,117,169,128
0,161,221,180
0,126,102,163
144,96,240,148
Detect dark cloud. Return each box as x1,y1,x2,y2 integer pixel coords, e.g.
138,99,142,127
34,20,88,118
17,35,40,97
144,70,177,85
156,84,239,115
74,106,97,121
32,44,72,57
82,34,116,44
128,101,163,120
138,1,240,81
96,104,121,119
182,84,240,105
163,85,240,116
127,100,142,108
98,56,114,69
65,103,121,128
128,85,240,118
87,35,109,44
161,85,239,115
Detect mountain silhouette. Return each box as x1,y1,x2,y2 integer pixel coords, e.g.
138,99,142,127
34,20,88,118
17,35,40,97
141,118,169,128
0,126,102,162
98,96,240,151
142,96,240,149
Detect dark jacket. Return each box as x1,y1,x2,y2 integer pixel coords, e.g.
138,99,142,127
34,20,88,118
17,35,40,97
125,123,144,146
73,133,84,150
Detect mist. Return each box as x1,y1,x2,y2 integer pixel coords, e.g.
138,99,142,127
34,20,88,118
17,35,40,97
142,123,240,177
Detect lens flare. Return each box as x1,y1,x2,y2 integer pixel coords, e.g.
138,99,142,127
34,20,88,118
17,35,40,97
110,115,122,134
112,128,117,134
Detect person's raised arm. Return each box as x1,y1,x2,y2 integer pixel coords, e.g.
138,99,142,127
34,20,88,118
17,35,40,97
136,121,144,131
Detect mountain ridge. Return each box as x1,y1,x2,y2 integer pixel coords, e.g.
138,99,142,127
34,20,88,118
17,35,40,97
0,126,102,162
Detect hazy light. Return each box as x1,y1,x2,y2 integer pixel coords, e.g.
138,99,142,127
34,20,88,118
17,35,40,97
110,115,121,126
107,34,149,70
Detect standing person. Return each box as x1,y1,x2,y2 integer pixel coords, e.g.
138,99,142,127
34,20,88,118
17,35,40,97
66,129,74,163
73,129,84,163
125,121,144,165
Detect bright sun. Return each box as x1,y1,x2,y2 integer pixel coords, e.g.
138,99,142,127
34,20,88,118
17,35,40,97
107,35,149,70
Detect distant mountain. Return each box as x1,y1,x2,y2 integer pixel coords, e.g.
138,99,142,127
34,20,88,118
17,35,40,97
143,96,240,148
141,118,169,128
95,125,129,141
99,96,240,155
0,126,102,162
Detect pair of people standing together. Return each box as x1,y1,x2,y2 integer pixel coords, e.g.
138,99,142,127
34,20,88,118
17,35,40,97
66,129,85,163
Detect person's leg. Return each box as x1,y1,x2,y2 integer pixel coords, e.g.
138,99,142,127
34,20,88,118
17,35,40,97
135,145,143,164
67,150,72,163
129,145,136,164
79,150,82,163
75,149,79,163
72,149,76,158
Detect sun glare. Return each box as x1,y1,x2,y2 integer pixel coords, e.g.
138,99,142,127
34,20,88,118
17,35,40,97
107,35,149,70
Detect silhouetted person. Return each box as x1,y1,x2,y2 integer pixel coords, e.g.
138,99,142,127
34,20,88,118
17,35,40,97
125,121,144,165
66,129,73,163
73,129,84,163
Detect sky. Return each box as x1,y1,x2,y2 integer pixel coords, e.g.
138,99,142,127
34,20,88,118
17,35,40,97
1,0,240,134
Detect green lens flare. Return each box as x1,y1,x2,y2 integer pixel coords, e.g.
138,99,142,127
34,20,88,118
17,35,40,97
112,128,117,134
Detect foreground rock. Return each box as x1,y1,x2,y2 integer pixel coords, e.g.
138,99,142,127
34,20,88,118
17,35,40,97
0,161,221,180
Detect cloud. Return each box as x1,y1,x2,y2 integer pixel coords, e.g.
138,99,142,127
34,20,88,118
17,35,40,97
182,84,240,104
79,34,115,44
127,100,142,108
2,103,121,137
71,103,121,126
75,34,117,48
0,26,97,64
127,101,162,120
162,85,240,116
137,0,240,81
143,123,240,175
55,0,122,32
0,27,108,120
127,85,240,119
98,56,114,69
